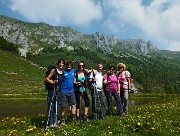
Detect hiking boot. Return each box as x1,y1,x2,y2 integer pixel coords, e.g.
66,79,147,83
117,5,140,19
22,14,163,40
72,114,76,122
53,124,58,128
48,124,57,128
100,116,105,120
118,113,125,116
57,120,60,124
76,116,80,122
60,119,65,126
92,114,98,120
72,117,76,122
83,115,89,121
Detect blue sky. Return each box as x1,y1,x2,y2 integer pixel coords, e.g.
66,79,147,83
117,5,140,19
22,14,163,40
0,0,180,51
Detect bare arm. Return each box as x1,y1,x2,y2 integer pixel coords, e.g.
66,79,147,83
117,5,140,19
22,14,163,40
103,73,108,85
117,80,120,95
74,73,81,85
88,69,96,82
127,77,131,93
84,68,93,74
46,69,55,84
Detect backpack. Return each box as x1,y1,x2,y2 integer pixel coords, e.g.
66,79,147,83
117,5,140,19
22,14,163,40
44,65,57,90
74,71,88,91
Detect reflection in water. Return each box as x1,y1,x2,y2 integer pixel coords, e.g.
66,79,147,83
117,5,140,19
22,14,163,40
129,98,165,106
0,99,47,120
0,98,164,120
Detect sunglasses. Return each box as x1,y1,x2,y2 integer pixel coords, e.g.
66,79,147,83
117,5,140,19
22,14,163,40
78,65,84,67
66,64,72,66
118,67,123,69
59,62,64,65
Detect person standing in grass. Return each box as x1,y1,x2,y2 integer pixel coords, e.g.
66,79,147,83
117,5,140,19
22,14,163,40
59,60,77,125
103,65,124,116
117,63,131,114
45,58,65,128
89,63,106,120
74,61,90,121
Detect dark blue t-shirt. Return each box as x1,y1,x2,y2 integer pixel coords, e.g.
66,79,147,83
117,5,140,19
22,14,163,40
61,69,76,93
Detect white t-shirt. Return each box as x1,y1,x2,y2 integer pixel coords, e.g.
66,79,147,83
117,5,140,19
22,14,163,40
89,70,103,92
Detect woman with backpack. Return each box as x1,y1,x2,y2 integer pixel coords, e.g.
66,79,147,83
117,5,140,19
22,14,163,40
74,61,90,121
45,58,65,128
103,65,124,116
117,63,131,114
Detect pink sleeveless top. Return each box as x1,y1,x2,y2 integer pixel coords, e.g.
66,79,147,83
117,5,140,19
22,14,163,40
104,74,118,92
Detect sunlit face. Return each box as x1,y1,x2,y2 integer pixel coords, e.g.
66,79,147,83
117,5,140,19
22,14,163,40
118,66,124,72
66,63,73,70
78,62,84,70
58,61,64,69
97,64,103,71
109,67,115,74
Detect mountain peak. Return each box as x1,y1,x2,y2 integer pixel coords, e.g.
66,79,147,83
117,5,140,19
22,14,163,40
0,15,157,56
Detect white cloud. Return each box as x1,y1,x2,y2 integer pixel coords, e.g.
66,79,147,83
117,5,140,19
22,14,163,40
167,41,180,51
8,0,103,26
5,0,180,51
102,0,180,51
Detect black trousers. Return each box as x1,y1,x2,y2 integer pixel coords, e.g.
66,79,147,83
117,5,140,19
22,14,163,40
74,91,90,109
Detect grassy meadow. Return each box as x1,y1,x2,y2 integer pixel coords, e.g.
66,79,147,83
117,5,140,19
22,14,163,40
0,94,179,136
0,50,180,135
0,50,46,98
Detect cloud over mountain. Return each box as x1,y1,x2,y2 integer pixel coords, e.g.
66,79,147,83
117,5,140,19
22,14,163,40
5,0,180,51
102,0,180,51
9,0,103,26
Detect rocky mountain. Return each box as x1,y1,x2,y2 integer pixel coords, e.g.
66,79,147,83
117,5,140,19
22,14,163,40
0,15,180,93
0,15,157,57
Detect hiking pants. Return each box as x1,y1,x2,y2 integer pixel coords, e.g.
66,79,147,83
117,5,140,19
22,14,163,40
120,88,129,113
47,89,57,125
91,89,106,119
74,91,90,109
105,91,124,115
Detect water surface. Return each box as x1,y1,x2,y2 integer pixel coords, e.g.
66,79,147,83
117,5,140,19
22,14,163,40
0,98,165,120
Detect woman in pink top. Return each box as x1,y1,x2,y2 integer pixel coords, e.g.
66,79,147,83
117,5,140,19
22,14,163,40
117,63,131,114
103,65,124,116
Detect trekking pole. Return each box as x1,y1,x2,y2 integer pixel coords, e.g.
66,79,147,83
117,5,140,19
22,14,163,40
80,78,85,120
55,84,58,126
128,89,132,106
93,81,98,119
45,88,55,130
46,99,53,129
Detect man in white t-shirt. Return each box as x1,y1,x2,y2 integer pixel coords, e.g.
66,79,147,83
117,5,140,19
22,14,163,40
89,63,106,119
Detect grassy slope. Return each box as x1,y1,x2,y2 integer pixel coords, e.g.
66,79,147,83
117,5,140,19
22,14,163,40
0,50,46,97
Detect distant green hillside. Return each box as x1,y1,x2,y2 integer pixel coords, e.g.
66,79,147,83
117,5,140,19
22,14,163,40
0,36,19,53
0,15,180,94
27,44,180,94
0,50,46,97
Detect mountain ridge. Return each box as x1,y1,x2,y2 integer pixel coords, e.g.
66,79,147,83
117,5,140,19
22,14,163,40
0,15,158,57
0,15,180,93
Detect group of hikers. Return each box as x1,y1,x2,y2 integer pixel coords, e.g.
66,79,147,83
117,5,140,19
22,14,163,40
45,59,131,128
